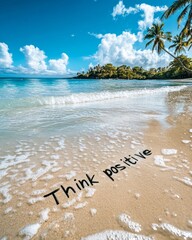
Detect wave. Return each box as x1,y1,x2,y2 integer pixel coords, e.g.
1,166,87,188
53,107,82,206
0,85,187,109
35,85,188,106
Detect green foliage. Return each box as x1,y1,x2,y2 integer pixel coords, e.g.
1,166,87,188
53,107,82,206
144,23,172,54
169,35,186,55
145,22,192,73
162,0,192,49
75,56,192,80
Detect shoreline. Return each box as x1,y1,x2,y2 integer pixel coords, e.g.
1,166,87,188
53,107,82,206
0,77,192,81
0,87,192,239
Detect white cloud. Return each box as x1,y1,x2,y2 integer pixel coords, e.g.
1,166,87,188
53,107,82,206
19,45,69,75
112,2,167,31
49,53,69,74
0,42,13,68
112,1,138,18
20,45,47,73
88,32,104,39
0,43,70,76
136,3,168,30
91,31,171,68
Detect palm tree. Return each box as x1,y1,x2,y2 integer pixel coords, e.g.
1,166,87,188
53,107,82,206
169,55,192,72
162,0,192,48
169,35,186,55
144,23,192,72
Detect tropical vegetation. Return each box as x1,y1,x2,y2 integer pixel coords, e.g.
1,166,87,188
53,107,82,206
76,55,192,79
76,0,192,79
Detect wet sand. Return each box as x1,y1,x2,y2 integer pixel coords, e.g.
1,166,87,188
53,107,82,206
0,87,192,240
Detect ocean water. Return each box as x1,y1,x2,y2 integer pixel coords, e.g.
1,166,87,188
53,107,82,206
0,78,191,147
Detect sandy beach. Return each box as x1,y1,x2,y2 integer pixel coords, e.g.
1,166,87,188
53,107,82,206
0,84,192,240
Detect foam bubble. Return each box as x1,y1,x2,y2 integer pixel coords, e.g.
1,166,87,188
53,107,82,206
74,202,87,209
153,155,175,170
62,171,76,180
81,230,153,240
85,188,96,198
182,140,191,144
19,223,41,240
118,213,142,233
39,208,50,223
173,176,192,187
28,197,44,205
64,212,75,221
152,223,192,239
62,198,76,208
90,208,97,216
161,149,177,155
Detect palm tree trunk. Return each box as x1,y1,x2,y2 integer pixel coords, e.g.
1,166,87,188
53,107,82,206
162,47,192,73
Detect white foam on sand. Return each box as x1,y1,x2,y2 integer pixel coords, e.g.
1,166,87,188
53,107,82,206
81,230,153,240
19,223,41,240
0,236,8,240
28,197,44,205
64,212,75,221
62,198,76,208
85,187,96,198
161,149,177,155
153,155,175,170
118,213,142,233
39,208,50,223
4,207,14,214
74,201,87,209
182,140,191,144
0,184,12,203
173,176,192,187
31,189,46,196
152,223,192,239
62,171,76,180
0,153,30,170
90,208,97,216
19,160,57,183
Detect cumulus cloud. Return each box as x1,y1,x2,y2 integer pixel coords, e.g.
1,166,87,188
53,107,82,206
87,2,170,68
49,53,69,74
0,43,70,76
112,1,167,31
91,31,171,68
136,3,168,30
20,45,47,73
112,1,138,18
0,42,13,68
19,45,69,75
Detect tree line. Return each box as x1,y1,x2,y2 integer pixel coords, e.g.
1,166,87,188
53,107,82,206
76,55,192,80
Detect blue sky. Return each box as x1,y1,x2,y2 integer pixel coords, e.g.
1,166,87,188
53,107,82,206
0,0,191,77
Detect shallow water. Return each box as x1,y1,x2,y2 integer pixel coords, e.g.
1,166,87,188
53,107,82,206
0,78,191,146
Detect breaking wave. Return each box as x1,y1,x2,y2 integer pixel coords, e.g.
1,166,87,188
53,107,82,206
0,85,187,110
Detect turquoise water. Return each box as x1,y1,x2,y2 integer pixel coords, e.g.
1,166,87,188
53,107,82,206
0,78,191,146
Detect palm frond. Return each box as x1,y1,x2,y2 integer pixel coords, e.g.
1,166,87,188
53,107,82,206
144,33,154,40
145,39,154,48
177,5,190,26
152,38,159,52
169,43,177,49
162,0,187,19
